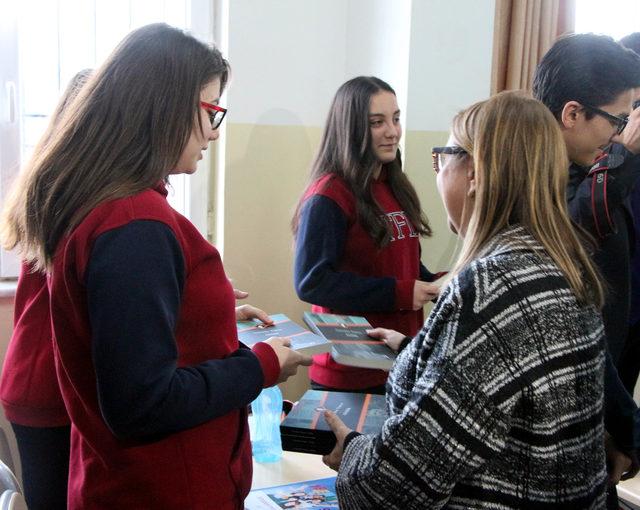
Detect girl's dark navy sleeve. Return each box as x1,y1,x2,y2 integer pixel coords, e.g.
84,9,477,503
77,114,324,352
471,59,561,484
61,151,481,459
294,195,398,312
419,263,435,282
86,220,264,442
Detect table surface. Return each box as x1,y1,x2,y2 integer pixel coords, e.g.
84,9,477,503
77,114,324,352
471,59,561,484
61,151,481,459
251,451,640,507
619,477,640,506
251,451,336,490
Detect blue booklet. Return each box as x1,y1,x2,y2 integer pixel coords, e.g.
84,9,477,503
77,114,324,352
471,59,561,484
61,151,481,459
280,390,386,455
303,312,396,370
245,477,339,509
237,313,331,356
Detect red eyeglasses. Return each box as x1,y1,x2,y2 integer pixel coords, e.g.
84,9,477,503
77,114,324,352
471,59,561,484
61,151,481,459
200,101,227,129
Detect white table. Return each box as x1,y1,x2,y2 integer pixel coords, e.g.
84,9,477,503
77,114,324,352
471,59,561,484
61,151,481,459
251,451,336,490
619,477,640,507
251,452,640,507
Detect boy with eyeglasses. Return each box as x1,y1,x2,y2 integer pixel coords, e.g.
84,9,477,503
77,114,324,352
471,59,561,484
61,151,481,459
533,33,640,509
617,31,640,413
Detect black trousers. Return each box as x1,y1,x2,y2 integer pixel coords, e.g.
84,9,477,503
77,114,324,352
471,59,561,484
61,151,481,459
619,320,640,396
11,423,70,510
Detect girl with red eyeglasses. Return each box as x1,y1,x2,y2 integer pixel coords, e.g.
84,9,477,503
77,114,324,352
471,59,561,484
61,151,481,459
1,23,310,510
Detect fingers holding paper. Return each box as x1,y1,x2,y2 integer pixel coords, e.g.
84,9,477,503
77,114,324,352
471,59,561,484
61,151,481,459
322,410,352,471
265,337,313,384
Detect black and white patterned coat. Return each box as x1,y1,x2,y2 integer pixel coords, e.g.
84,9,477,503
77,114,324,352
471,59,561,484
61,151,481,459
336,226,607,510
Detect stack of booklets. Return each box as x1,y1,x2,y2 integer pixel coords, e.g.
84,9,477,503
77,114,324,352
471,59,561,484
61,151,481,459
280,389,386,455
245,477,338,509
303,312,397,370
237,313,331,356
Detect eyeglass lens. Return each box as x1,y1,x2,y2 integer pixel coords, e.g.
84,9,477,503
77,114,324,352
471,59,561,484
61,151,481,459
208,110,222,129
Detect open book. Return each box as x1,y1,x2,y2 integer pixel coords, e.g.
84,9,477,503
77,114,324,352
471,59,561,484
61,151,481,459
237,313,331,356
303,312,396,370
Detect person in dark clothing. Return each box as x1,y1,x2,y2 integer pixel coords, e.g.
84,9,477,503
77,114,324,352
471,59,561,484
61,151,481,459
617,32,640,398
533,33,640,507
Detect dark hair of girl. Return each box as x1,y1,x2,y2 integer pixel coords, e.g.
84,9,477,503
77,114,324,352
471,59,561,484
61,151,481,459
292,76,431,247
2,23,229,269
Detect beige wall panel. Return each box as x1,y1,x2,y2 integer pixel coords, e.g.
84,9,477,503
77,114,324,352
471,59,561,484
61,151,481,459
404,130,460,274
222,123,322,400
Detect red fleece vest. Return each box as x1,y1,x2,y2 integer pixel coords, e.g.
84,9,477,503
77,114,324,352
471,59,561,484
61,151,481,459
0,264,69,426
49,187,266,510
305,174,424,389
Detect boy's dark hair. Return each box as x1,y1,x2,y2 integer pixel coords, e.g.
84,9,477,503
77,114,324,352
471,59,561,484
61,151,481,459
533,33,640,119
620,32,640,55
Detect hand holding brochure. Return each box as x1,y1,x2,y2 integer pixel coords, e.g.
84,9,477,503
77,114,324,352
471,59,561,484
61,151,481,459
280,390,386,455
237,314,331,356
302,312,396,370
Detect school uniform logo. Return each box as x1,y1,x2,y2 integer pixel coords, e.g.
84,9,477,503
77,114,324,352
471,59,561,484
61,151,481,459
385,211,418,241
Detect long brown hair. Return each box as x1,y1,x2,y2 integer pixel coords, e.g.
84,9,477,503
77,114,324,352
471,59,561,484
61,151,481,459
292,76,431,247
1,23,229,271
447,91,603,307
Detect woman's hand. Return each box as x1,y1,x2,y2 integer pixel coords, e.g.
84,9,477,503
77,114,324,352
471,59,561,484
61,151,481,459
264,337,313,383
412,281,440,310
367,327,406,353
322,410,353,471
235,304,274,326
605,431,640,483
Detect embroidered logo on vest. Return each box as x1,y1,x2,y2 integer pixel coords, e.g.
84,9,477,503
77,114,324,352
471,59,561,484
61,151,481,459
385,211,418,241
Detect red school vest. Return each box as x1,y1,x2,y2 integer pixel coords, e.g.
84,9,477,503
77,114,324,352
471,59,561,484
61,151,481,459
0,263,69,427
49,186,254,510
306,173,424,389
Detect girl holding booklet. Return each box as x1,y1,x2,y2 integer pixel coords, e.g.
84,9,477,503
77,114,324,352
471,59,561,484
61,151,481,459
322,92,608,508
0,23,311,509
292,76,442,393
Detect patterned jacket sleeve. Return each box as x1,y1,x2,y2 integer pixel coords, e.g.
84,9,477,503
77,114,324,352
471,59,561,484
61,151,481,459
336,359,513,509
335,284,518,509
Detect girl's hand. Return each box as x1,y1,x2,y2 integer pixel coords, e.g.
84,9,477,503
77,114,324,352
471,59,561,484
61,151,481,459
235,304,274,325
233,288,249,299
412,281,440,310
264,337,313,383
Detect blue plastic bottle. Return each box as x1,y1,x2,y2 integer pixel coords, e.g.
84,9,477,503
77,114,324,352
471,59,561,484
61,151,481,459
250,385,283,463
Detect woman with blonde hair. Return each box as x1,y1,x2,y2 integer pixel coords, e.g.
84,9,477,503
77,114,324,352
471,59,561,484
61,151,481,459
322,91,607,509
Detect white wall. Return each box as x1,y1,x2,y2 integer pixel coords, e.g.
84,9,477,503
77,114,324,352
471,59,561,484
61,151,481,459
344,0,412,115
226,0,414,127
406,0,496,132
226,0,348,126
